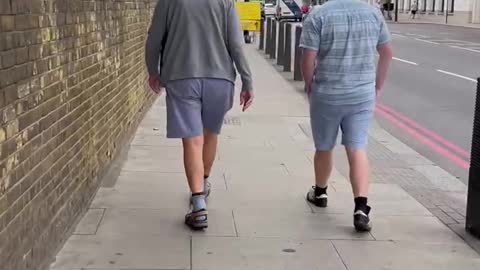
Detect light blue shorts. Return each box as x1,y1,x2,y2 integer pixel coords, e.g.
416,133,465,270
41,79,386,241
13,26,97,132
165,78,234,138
309,99,375,151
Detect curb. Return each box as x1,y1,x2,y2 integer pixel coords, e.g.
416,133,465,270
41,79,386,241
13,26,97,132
389,21,480,30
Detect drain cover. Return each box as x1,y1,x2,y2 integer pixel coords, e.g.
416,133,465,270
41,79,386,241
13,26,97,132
223,116,241,126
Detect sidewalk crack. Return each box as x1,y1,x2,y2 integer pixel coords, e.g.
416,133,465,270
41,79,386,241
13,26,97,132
331,240,350,270
223,173,229,190
232,210,239,237
190,236,193,270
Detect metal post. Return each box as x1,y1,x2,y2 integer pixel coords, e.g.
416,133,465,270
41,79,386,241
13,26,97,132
395,0,399,21
259,19,265,50
266,18,272,55
444,0,448,23
293,26,303,81
466,78,480,238
270,20,277,59
283,23,292,72
277,22,285,66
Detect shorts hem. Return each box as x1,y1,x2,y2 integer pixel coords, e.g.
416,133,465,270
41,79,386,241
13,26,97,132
341,142,368,150
167,131,203,139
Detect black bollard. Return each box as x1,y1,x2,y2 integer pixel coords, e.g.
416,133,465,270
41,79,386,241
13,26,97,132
293,25,303,81
259,19,265,50
270,20,277,59
283,23,292,72
266,18,272,55
277,22,286,66
466,78,480,238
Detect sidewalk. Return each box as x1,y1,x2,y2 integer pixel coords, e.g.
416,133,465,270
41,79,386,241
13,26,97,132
50,45,480,270
394,13,480,29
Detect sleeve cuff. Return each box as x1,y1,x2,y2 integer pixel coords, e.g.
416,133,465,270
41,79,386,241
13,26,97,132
241,80,253,92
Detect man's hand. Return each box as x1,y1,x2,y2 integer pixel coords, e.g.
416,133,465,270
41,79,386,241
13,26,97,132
148,74,163,94
375,87,382,97
240,91,254,112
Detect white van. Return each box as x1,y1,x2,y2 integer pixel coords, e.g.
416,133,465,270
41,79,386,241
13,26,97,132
263,2,276,17
275,0,303,21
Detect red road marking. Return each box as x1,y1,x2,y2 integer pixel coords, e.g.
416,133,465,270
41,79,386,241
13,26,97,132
377,103,470,159
375,105,470,170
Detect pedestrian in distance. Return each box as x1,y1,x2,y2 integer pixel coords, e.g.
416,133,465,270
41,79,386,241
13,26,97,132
411,1,418,19
300,0,393,232
374,0,384,15
145,0,254,231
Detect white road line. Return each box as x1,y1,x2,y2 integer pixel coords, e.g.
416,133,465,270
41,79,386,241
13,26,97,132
392,33,406,38
443,43,476,46
414,38,439,45
450,46,480,53
437,69,477,83
393,57,418,66
406,33,430,38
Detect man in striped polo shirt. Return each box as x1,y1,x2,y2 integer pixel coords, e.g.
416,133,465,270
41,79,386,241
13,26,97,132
300,0,393,232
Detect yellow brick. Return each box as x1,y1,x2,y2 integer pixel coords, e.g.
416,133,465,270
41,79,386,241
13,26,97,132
0,128,6,143
5,119,18,139
0,175,10,194
0,16,15,32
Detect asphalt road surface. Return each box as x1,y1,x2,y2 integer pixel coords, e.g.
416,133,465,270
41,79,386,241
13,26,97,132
377,23,480,184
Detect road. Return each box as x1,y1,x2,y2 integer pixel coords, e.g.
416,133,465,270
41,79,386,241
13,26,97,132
377,23,480,184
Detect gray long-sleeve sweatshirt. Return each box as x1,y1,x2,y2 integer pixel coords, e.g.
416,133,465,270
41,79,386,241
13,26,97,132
145,0,253,92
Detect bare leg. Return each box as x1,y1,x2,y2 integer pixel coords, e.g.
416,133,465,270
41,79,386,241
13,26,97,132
183,136,204,194
314,150,333,188
203,130,218,177
345,148,369,198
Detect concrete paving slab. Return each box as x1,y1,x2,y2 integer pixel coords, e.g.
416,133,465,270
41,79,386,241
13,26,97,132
218,149,304,163
91,188,190,210
50,234,190,270
412,164,467,192
192,237,347,270
331,182,414,197
311,190,432,216
225,172,311,189
218,138,274,150
134,125,167,136
333,240,480,270
370,215,466,243
125,145,184,161
73,208,105,235
369,121,418,155
130,135,182,147
206,188,313,212
234,209,374,240
114,171,227,192
268,139,315,152
121,158,186,173
96,208,236,237
223,165,289,181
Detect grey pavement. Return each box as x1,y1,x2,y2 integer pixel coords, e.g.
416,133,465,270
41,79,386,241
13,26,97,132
50,45,480,270
395,13,480,29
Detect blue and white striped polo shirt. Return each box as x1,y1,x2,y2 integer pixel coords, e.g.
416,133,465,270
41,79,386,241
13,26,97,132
300,0,390,105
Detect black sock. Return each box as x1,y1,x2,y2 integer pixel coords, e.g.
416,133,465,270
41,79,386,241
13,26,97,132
314,186,328,197
192,192,204,197
354,197,368,212
204,175,209,180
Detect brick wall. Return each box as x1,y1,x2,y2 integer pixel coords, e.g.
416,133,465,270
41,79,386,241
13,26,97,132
0,1,156,269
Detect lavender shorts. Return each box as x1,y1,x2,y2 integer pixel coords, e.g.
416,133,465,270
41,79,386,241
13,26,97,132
165,78,235,138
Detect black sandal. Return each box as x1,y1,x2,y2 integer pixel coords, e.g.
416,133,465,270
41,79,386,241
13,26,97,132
185,209,208,230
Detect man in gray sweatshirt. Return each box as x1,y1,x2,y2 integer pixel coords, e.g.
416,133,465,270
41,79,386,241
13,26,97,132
145,0,254,230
